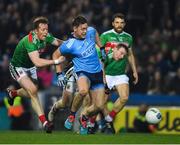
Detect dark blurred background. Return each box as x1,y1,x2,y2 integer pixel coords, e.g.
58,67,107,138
0,0,180,95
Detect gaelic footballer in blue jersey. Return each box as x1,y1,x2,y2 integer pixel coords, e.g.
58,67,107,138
52,15,105,134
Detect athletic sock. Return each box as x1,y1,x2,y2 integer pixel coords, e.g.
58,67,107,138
89,115,96,124
11,90,18,98
105,110,117,122
39,114,47,125
105,115,113,122
109,110,117,119
82,115,88,121
70,111,76,117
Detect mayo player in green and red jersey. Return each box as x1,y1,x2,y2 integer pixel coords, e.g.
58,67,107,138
7,16,65,133
100,13,138,132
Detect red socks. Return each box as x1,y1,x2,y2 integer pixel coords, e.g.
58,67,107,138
89,115,96,124
39,114,47,124
11,90,18,98
109,110,117,119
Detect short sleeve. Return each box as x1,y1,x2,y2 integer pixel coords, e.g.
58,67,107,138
25,41,37,53
128,35,133,48
45,33,55,44
100,33,107,46
59,39,74,55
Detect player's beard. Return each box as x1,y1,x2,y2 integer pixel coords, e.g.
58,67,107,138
114,28,123,33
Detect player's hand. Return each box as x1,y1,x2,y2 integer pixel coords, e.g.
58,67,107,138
54,56,66,65
104,83,110,95
100,47,107,61
57,72,67,87
133,72,138,85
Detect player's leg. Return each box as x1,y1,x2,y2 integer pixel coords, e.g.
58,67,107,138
64,92,85,130
63,75,83,129
49,73,76,123
104,83,129,134
93,91,109,133
70,75,89,132
86,89,105,134
81,89,105,117
80,70,105,117
7,64,33,104
9,65,52,133
18,75,52,133
104,74,129,122
79,71,105,134
109,84,129,118
79,89,105,135
48,90,72,122
75,75,90,134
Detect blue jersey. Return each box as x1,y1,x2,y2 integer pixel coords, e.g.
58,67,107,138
59,27,102,73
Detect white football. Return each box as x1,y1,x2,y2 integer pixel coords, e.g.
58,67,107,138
145,108,162,124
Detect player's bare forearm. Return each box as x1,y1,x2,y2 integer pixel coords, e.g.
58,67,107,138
128,55,137,73
29,50,65,67
52,38,64,46
96,32,103,48
52,49,64,73
128,50,138,84
128,49,137,74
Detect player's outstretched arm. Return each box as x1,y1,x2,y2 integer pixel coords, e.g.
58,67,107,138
52,48,65,73
128,48,138,84
95,31,103,48
52,38,63,47
28,50,65,67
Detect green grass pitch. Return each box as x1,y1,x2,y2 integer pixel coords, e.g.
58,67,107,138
0,131,179,144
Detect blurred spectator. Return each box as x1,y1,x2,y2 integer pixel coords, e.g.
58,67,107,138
168,67,180,95
0,54,14,91
37,66,54,89
147,70,165,95
168,49,180,76
0,85,32,130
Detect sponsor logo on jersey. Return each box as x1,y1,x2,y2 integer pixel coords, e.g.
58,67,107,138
81,45,94,57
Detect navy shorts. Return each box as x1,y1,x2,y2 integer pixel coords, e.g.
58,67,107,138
76,70,104,90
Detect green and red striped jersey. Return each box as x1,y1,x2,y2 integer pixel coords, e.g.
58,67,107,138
11,31,55,68
100,29,133,75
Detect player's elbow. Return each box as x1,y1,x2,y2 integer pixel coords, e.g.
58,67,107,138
32,60,44,67
52,49,61,59
33,62,42,67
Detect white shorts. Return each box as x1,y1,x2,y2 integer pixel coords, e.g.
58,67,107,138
105,74,129,89
9,63,37,82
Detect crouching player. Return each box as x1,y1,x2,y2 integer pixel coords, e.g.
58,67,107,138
48,65,78,123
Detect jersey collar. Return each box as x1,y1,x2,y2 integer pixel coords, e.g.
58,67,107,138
71,32,85,40
112,29,124,35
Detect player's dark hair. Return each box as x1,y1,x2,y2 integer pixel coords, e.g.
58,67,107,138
33,16,49,29
72,15,87,27
112,13,125,22
117,43,129,53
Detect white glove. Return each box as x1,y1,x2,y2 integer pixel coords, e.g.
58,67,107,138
56,72,67,88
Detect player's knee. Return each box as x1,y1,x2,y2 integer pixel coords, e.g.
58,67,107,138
79,90,88,97
96,102,105,111
27,86,38,97
120,96,128,104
